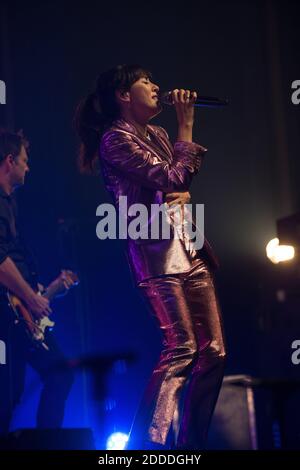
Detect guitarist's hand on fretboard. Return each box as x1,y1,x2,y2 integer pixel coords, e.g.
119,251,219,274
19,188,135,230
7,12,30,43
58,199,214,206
44,270,79,300
59,270,78,294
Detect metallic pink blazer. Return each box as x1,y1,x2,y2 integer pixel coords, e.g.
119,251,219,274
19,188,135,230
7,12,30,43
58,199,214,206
100,118,218,283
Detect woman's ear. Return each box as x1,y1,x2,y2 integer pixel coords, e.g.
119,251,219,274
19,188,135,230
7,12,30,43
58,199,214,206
115,89,130,104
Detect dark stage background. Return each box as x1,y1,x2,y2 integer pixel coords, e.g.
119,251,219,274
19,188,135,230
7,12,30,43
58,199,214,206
0,0,299,448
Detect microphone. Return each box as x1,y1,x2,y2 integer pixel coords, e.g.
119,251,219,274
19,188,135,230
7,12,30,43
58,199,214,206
159,91,229,108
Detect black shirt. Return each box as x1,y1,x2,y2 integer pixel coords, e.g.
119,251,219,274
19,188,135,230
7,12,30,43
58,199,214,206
0,187,38,294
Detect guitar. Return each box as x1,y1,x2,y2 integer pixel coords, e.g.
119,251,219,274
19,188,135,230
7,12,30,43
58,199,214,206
7,270,79,350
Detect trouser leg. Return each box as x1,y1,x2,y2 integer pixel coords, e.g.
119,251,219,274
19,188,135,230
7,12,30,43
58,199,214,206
28,331,74,428
176,263,226,449
128,274,198,448
0,305,28,435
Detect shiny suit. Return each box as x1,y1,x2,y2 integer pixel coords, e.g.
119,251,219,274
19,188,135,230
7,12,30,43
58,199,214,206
100,119,226,449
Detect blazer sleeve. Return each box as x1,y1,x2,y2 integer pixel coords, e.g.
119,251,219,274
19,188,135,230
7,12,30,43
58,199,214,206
100,129,207,193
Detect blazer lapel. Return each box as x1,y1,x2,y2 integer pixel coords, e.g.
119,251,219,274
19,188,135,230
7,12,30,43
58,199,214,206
147,125,173,164
113,119,173,164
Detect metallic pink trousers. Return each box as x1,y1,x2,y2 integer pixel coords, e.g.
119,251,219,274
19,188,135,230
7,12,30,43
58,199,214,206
128,258,226,450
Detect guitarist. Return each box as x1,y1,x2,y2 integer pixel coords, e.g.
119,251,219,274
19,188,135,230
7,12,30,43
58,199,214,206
0,130,75,436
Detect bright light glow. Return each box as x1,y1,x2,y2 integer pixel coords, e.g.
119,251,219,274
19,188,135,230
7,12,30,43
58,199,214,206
106,432,129,450
266,237,295,264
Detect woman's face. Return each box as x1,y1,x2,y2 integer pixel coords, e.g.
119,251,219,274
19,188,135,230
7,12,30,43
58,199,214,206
128,76,162,119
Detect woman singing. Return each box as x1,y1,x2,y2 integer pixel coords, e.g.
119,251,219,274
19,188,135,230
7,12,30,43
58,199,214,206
75,64,226,450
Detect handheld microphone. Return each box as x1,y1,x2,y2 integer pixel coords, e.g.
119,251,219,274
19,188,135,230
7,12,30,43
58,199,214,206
159,91,229,108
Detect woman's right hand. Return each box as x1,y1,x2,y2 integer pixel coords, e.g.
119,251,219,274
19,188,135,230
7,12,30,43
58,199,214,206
172,89,197,126
172,89,197,142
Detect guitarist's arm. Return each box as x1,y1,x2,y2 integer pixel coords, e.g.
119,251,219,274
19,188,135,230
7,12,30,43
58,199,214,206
0,256,51,318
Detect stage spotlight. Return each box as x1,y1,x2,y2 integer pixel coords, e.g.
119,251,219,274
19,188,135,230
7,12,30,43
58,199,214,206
106,432,129,450
266,238,295,264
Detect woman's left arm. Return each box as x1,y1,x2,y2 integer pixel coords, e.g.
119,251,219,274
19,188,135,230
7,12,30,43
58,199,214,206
165,191,191,206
